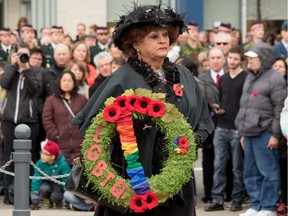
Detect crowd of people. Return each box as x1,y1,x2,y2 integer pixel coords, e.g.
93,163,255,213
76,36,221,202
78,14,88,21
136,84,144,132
0,4,287,216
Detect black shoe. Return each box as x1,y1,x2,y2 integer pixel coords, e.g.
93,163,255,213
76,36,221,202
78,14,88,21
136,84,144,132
0,186,4,196
230,201,242,211
202,197,212,203
204,202,224,211
3,196,13,205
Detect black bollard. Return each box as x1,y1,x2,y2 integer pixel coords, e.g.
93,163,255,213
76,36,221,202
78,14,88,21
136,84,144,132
13,124,31,216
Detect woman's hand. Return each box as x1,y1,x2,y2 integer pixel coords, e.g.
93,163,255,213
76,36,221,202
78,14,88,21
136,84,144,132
214,109,225,115
240,136,244,150
267,136,278,150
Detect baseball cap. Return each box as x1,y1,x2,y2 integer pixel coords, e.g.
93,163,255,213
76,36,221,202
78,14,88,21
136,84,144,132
244,51,258,58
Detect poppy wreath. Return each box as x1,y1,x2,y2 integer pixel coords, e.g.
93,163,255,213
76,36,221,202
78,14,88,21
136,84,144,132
81,88,196,213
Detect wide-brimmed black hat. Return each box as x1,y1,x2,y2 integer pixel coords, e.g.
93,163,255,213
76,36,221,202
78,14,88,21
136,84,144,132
113,3,187,50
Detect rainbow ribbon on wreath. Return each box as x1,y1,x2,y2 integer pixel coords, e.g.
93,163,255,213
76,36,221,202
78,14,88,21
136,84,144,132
103,95,169,212
116,111,150,195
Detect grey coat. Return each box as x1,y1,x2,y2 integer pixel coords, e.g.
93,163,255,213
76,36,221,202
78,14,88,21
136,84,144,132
235,43,286,138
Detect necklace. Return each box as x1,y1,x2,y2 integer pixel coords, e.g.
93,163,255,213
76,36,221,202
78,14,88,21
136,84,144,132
155,69,166,83
127,57,180,91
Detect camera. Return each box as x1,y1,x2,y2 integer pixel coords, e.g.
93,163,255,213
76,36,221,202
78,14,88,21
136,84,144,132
18,52,29,63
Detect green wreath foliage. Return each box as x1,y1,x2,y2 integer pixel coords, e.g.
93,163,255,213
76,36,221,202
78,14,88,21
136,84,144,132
81,88,197,209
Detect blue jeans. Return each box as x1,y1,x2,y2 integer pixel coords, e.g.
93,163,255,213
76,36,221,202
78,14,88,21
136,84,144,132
39,181,63,203
64,191,94,211
211,127,245,204
243,131,280,211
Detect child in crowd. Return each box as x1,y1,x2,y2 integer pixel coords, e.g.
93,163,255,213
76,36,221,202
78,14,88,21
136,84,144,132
30,140,71,209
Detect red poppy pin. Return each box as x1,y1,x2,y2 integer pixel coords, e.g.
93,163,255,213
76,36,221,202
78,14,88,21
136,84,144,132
173,84,183,97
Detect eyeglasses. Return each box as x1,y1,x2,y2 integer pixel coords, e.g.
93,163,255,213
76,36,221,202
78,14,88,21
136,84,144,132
216,42,229,45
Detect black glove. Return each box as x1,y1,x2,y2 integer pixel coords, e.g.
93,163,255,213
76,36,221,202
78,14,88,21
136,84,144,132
194,130,209,148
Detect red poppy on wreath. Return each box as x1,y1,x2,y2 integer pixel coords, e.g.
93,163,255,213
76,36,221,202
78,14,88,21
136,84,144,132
178,137,189,149
134,96,152,114
103,104,121,122
130,194,146,213
173,84,183,97
114,96,128,112
253,91,258,97
147,100,166,118
126,95,140,112
144,191,159,210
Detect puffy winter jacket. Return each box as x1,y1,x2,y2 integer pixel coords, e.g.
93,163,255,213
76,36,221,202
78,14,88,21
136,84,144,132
235,43,286,138
42,94,87,164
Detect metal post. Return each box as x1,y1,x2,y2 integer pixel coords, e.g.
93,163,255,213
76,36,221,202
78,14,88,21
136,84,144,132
13,124,31,216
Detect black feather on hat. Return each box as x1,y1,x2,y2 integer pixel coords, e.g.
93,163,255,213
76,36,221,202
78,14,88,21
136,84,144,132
113,2,187,50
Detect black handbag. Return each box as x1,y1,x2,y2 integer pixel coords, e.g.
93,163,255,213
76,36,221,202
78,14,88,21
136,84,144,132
65,157,128,214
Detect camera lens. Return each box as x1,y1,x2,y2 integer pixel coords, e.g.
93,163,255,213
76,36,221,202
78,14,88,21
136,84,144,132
18,53,29,63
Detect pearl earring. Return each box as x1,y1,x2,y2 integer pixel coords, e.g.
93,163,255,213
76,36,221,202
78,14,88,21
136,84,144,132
136,48,141,61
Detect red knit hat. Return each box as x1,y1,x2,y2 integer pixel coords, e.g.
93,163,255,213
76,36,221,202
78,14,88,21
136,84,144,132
43,140,59,157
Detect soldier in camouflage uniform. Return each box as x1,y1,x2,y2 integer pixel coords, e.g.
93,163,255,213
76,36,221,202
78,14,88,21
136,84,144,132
180,21,206,65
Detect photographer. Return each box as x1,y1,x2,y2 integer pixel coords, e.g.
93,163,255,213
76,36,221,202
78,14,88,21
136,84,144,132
0,42,40,204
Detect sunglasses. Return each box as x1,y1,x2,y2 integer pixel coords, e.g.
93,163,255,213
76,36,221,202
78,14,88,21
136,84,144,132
216,42,229,45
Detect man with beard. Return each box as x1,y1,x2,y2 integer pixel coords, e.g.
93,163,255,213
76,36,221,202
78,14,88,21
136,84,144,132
205,46,247,211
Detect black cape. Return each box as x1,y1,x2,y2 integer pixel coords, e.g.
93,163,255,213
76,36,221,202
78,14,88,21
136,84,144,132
74,63,214,216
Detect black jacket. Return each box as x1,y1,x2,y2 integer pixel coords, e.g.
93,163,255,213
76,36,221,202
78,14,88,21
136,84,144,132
40,43,55,67
74,62,214,216
38,64,65,114
0,64,40,123
88,74,107,98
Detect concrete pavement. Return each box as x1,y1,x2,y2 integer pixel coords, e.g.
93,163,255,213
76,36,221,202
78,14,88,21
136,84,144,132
0,195,247,216
0,150,248,216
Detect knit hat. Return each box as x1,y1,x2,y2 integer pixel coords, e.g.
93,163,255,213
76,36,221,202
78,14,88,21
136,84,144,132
43,140,59,157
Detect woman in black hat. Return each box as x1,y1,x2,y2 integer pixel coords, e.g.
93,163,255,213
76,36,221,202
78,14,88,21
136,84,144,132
74,3,214,216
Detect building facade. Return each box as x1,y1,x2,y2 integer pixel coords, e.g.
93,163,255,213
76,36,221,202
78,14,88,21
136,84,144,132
0,0,287,41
